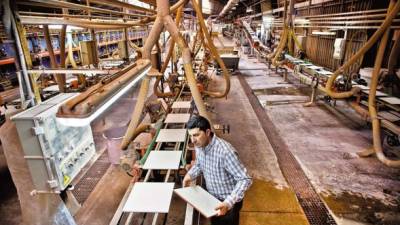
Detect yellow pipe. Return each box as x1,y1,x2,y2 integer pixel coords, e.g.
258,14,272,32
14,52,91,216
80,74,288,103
120,76,151,150
290,29,303,52
163,14,210,121
121,1,167,150
154,5,184,98
323,0,400,99
191,0,230,98
368,0,400,167
272,28,289,66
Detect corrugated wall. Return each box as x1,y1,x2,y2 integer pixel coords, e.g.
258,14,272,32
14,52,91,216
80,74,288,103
275,0,381,73
299,0,373,72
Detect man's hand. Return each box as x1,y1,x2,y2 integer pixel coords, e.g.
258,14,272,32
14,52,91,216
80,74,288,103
215,202,229,216
182,174,192,187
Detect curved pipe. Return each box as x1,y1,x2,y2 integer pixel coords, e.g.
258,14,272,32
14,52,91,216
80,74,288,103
163,11,209,120
323,0,400,99
127,123,152,145
191,0,230,98
122,0,210,149
154,5,184,98
368,0,400,167
120,70,151,150
120,3,166,150
272,28,289,66
128,40,141,52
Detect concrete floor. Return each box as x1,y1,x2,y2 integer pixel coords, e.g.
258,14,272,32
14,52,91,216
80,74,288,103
235,55,400,224
0,145,22,225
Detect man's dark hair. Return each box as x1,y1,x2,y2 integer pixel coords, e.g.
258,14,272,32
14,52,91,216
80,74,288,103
187,115,211,132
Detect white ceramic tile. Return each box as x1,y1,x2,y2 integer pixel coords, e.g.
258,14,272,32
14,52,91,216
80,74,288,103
362,89,388,97
380,97,400,105
165,113,191,123
143,151,182,170
174,186,221,218
156,129,187,143
171,101,191,109
353,85,370,90
123,182,174,213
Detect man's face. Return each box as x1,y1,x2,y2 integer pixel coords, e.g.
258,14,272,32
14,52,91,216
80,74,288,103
188,128,211,148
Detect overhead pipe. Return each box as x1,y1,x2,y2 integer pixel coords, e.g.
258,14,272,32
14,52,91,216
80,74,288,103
191,0,231,98
20,16,135,29
121,16,164,149
161,0,209,118
153,5,184,98
219,0,239,18
20,0,188,29
121,0,196,150
367,0,400,167
18,11,148,19
323,0,400,99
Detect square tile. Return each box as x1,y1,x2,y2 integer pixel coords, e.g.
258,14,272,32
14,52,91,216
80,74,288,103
123,182,174,213
362,89,387,97
165,113,191,124
143,151,182,170
156,129,187,143
380,97,400,105
171,101,191,109
174,186,221,218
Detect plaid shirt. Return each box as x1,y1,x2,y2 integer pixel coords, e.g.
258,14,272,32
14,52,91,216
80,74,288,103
187,135,252,209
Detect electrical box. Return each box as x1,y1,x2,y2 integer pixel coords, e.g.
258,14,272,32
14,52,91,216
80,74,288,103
11,93,96,192
79,40,98,65
333,38,345,60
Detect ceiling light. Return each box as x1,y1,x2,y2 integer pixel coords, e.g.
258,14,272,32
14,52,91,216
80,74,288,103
312,31,336,36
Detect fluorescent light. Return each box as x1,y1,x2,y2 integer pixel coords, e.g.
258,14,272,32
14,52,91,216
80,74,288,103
38,25,84,31
312,31,336,36
56,66,151,127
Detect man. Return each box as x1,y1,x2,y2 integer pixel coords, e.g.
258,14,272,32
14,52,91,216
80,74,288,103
183,115,252,225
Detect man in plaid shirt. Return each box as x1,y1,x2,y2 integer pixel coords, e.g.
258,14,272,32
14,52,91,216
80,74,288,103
183,116,252,225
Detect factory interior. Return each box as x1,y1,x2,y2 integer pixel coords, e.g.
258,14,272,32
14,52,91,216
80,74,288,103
0,0,400,224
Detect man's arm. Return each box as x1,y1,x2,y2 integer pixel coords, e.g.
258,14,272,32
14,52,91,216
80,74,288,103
223,148,252,209
183,150,202,186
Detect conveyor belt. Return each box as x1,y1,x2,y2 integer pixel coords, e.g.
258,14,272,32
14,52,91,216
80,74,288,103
238,75,337,225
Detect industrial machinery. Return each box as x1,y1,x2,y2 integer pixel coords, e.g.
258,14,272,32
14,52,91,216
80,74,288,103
11,93,96,193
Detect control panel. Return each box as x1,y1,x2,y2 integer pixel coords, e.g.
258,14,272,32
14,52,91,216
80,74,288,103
11,93,96,192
